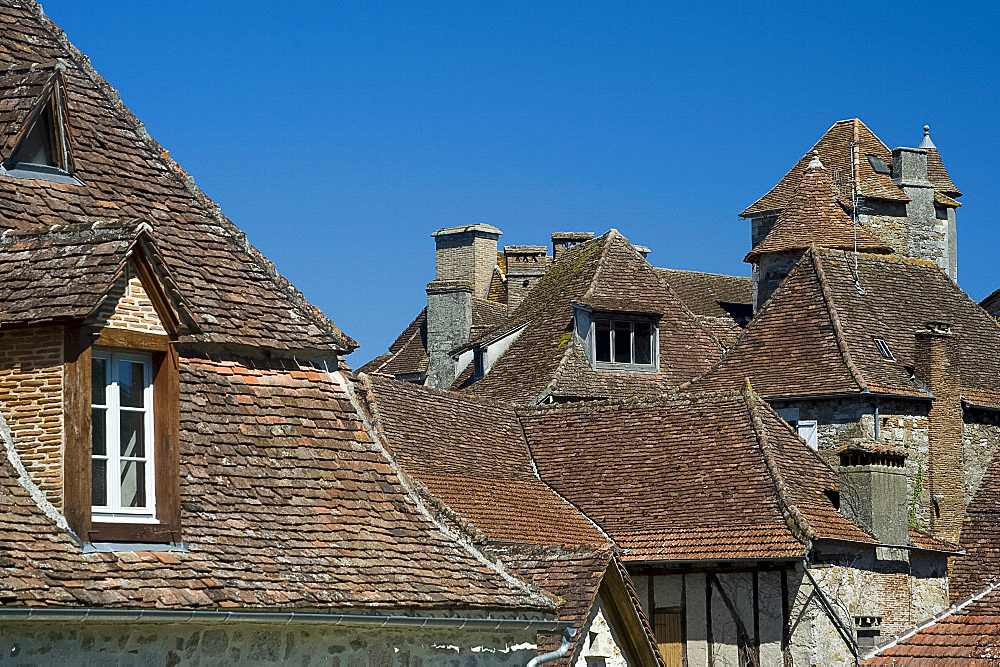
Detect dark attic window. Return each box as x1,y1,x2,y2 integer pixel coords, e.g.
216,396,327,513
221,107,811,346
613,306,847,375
866,154,890,175
874,337,895,361
1,83,81,185
592,314,658,371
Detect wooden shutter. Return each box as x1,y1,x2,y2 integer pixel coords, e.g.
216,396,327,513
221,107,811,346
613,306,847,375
654,609,683,667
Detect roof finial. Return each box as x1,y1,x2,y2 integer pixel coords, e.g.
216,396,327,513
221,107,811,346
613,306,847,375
807,150,824,170
918,124,936,149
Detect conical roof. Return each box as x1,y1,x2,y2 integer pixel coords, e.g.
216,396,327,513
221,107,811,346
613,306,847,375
745,153,892,262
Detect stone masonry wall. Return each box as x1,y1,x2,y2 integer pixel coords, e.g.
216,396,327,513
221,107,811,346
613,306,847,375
769,397,934,530
0,325,63,509
102,274,167,334
962,410,1000,506
0,622,542,666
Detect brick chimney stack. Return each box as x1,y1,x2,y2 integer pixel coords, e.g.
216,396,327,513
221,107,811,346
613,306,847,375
504,245,548,311
431,223,502,300
914,321,964,543
838,445,909,547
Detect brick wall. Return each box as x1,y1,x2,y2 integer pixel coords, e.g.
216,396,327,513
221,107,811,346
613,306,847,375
0,326,64,508
103,275,166,334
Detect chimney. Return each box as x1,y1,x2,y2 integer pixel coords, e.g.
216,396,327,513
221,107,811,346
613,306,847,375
424,280,472,389
892,137,956,280
431,223,502,299
634,245,651,260
504,245,548,311
838,444,909,547
551,232,594,261
914,321,964,543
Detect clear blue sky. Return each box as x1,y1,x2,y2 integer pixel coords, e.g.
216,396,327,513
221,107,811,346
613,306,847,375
42,1,1000,364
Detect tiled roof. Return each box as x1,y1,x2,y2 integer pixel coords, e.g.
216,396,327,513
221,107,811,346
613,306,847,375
861,582,1000,665
358,298,507,378
458,231,723,405
744,158,893,262
653,268,751,348
0,220,191,327
0,1,353,354
927,147,961,197
697,248,1000,405
364,375,607,547
0,65,56,156
742,119,908,217
517,388,878,561
488,251,508,303
0,356,554,612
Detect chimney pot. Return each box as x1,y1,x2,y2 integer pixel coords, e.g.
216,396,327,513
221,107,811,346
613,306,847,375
551,231,595,261
837,444,910,546
504,245,549,310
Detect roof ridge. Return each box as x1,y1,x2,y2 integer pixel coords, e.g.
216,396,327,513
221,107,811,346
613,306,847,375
341,371,555,606
543,231,619,402
810,247,869,392
742,380,816,545
28,2,357,353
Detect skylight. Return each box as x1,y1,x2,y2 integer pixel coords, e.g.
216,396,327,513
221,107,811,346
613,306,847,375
874,338,894,360
866,154,890,175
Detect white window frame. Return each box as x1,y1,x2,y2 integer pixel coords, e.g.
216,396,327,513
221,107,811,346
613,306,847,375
797,420,819,450
91,350,157,523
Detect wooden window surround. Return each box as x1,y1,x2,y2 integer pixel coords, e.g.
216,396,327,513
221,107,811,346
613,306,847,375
64,327,180,543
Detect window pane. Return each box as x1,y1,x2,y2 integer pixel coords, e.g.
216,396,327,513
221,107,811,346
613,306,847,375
120,460,146,508
595,320,611,362
120,411,145,458
92,407,106,456
634,321,653,365
119,360,145,408
92,459,107,506
92,357,107,406
613,321,632,363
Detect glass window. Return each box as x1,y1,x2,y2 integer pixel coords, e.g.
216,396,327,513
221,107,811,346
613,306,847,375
595,320,612,362
91,351,155,521
592,315,656,370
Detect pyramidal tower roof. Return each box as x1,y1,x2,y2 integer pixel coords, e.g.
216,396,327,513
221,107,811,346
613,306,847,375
745,152,893,262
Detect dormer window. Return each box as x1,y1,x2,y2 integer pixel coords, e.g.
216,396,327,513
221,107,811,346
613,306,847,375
577,307,659,372
1,72,80,185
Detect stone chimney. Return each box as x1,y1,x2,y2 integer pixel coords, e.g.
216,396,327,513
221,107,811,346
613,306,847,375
425,223,500,388
504,245,548,311
914,321,964,543
551,232,594,261
634,245,651,260
431,223,502,300
838,445,909,546
424,280,472,389
892,141,955,280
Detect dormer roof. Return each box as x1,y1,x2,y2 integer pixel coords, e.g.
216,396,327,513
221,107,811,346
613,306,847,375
0,4,355,355
745,154,893,262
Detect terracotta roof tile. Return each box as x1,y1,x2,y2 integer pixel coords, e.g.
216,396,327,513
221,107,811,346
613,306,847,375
744,158,892,261
0,356,554,613
364,375,607,547
459,231,722,404
517,389,874,561
698,248,1000,404
862,582,1000,665
0,2,353,354
742,119,908,217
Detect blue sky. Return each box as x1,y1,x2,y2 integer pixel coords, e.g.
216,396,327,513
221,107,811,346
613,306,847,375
43,2,1000,363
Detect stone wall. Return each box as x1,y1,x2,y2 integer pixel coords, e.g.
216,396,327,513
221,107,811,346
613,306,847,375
571,599,629,666
769,396,935,529
0,622,542,666
752,250,802,311
962,410,1000,505
0,325,64,508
